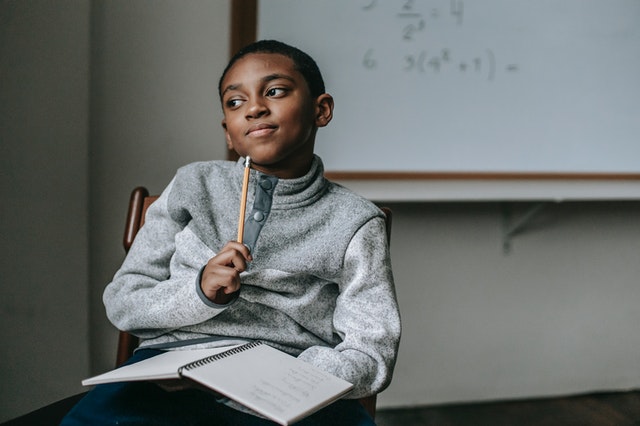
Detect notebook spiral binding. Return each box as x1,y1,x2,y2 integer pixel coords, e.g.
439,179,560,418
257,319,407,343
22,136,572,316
178,341,263,373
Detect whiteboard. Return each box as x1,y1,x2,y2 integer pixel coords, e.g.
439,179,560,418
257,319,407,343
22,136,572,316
257,0,640,176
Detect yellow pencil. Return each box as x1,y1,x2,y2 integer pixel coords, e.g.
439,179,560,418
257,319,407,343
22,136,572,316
237,156,251,243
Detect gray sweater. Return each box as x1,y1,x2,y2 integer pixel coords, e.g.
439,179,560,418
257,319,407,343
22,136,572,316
104,156,401,397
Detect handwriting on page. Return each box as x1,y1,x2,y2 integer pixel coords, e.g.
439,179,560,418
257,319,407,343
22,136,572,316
360,0,520,81
247,367,332,413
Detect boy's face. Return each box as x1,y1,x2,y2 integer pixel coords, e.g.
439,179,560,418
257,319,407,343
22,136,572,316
220,53,333,179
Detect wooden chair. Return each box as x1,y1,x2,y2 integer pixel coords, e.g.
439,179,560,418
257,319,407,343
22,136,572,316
116,186,393,419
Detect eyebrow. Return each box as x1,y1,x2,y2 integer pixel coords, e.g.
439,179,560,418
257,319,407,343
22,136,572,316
221,73,296,97
262,73,295,84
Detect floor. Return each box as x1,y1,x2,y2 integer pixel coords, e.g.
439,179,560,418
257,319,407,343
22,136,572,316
375,390,640,426
4,389,639,425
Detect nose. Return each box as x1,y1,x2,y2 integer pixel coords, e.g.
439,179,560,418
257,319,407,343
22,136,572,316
246,97,269,119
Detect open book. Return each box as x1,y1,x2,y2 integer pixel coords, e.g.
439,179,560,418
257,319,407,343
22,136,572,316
82,341,354,425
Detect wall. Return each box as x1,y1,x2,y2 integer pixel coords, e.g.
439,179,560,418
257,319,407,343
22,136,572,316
0,0,230,421
381,201,640,407
88,0,231,373
0,0,90,421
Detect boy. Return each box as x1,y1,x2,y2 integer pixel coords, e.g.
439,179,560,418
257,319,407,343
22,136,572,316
63,40,401,425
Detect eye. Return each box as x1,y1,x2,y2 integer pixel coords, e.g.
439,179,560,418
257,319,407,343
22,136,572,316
225,97,244,109
266,87,287,97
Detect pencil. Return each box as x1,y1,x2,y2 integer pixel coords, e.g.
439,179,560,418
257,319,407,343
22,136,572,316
237,156,251,243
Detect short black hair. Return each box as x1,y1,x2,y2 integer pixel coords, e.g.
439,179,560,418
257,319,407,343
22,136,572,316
218,40,326,101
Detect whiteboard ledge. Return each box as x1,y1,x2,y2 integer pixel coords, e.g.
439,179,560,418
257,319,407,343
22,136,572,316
324,171,640,181
326,174,640,202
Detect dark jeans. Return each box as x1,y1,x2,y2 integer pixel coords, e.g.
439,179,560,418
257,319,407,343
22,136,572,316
60,349,375,425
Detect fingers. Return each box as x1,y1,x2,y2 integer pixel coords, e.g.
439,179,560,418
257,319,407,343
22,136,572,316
218,241,253,263
200,241,252,302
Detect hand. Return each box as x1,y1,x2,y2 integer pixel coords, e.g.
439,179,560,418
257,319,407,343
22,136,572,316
200,241,252,304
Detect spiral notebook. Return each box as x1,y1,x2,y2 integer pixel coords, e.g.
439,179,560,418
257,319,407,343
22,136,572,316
82,341,354,425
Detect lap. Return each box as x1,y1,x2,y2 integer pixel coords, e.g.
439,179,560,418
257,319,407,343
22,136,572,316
61,349,374,426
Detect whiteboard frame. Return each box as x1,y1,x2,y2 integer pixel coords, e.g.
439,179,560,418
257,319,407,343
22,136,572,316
230,0,640,201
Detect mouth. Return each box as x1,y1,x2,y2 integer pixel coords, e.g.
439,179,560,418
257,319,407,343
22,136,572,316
246,123,277,137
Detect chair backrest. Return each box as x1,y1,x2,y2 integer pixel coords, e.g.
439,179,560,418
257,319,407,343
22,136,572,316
116,186,392,418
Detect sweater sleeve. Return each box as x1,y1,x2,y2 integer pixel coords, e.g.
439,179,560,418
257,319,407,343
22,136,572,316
103,181,232,338
296,216,401,398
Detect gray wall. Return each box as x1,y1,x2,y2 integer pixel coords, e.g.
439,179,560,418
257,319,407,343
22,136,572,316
1,1,90,420
1,0,639,422
88,0,231,375
0,0,230,421
384,201,640,407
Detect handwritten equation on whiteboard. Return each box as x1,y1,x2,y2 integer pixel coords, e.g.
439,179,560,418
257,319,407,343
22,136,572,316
359,0,520,81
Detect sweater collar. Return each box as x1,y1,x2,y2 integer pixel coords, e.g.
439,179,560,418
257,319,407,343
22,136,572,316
238,155,328,209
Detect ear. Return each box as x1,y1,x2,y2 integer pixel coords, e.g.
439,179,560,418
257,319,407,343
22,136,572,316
314,94,334,128
221,119,233,150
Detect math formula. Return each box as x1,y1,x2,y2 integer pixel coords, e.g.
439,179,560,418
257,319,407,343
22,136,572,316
360,0,520,81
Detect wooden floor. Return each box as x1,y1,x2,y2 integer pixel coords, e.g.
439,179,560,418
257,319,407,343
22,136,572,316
3,390,639,426
375,390,640,426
